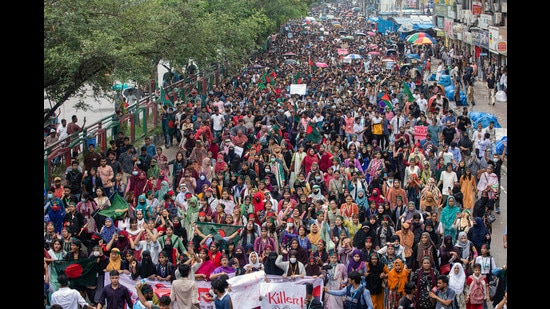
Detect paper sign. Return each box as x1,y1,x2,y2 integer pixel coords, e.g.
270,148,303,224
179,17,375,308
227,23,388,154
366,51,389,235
414,125,428,140
290,84,307,95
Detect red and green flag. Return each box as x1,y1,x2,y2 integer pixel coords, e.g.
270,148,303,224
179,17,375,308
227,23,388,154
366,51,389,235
98,193,128,220
195,222,244,248
50,258,98,291
402,81,415,103
306,121,321,144
294,72,302,84
158,88,173,107
379,93,393,111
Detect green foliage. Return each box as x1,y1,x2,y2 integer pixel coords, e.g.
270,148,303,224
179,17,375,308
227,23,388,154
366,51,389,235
44,0,312,124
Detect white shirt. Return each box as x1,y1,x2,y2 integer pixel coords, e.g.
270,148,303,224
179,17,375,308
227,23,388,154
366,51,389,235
440,170,458,193
51,286,89,309
210,113,225,131
417,98,428,114
57,123,68,141
135,240,161,264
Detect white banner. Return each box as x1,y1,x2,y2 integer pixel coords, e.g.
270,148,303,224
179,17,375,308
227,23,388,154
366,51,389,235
105,271,324,309
289,84,307,95
260,282,306,309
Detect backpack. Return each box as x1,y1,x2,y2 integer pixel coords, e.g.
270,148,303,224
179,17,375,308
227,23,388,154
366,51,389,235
468,276,486,304
344,284,367,309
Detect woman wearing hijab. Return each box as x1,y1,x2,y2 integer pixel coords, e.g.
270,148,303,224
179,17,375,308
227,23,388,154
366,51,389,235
99,217,119,243
307,221,322,251
468,217,490,254
195,172,211,194
365,252,389,309
408,232,439,272
322,251,348,309
304,256,322,277
386,258,411,309
104,247,122,272
455,231,478,276
355,188,370,222
264,251,285,275
233,245,248,269
440,195,462,242
411,256,440,309
243,251,264,274
346,249,367,276
275,249,307,279
138,250,157,280
214,153,227,175
448,262,467,309
438,235,458,275
183,196,200,242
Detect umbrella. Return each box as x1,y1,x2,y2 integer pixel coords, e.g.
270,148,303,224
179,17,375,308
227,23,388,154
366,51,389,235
339,30,348,34
367,31,376,36
342,35,354,40
284,59,298,65
355,32,366,36
386,49,397,56
334,24,342,29
315,62,328,68
406,32,436,45
330,21,341,25
111,83,131,91
368,44,378,50
368,51,380,55
345,54,363,59
352,7,360,11
283,52,297,56
407,53,420,59
247,64,263,69
381,57,394,62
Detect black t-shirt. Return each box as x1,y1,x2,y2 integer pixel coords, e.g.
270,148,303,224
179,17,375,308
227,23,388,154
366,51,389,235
398,296,415,309
457,115,471,132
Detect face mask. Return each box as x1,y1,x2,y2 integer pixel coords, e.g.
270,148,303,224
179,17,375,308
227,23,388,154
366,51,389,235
373,192,378,196
159,175,164,178
93,251,100,257
287,223,293,228
492,158,498,162
81,198,87,202
52,205,60,211
271,158,275,162
315,176,321,180
171,196,176,200
235,252,243,257
47,194,53,199
174,222,180,226
314,189,319,193
132,171,139,176
289,258,297,263
265,169,270,173
200,175,205,180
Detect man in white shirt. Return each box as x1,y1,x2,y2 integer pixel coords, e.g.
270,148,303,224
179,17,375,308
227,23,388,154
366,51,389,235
57,118,69,142
51,273,95,309
437,163,458,200
210,108,225,140
417,93,428,115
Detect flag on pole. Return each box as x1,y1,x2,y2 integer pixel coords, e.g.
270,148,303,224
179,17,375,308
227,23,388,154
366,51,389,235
308,56,314,67
98,193,128,220
50,258,98,291
379,93,393,111
402,81,415,103
294,72,302,84
158,88,173,106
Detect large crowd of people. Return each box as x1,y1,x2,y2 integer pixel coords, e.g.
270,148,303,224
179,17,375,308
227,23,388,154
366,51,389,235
43,1,508,309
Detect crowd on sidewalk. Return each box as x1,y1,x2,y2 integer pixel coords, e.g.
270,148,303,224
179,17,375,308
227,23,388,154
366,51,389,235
43,2,508,309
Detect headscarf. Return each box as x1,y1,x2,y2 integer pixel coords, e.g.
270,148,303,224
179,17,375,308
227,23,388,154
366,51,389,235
184,196,200,225
155,180,170,200
355,189,368,210
307,222,322,245
140,250,156,278
347,249,364,274
195,172,211,193
147,160,161,179
448,262,466,294
234,245,248,268
470,217,490,249
264,251,284,275
386,259,410,293
416,232,436,264
243,251,262,269
440,195,461,240
455,231,472,259
135,194,148,215
214,153,227,174
106,248,122,271
100,217,118,243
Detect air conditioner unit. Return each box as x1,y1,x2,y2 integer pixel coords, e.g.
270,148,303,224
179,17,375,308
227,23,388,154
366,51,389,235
484,2,492,12
493,3,500,12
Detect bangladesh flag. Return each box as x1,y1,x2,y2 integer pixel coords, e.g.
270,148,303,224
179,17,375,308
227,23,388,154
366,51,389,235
158,88,173,107
195,222,243,249
98,193,128,220
50,258,98,290
306,121,321,144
